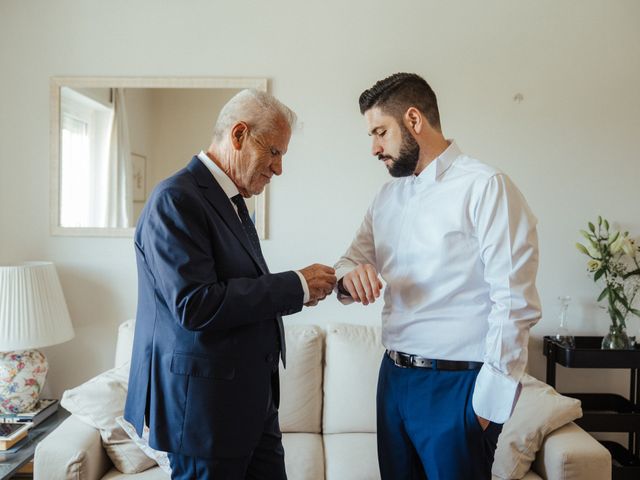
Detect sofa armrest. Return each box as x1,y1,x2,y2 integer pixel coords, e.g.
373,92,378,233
532,422,611,480
34,415,112,480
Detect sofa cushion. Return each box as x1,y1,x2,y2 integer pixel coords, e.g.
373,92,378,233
115,319,135,368
323,324,384,434
323,433,379,480
279,325,324,433
117,416,171,475
491,373,582,479
61,362,156,474
282,433,324,480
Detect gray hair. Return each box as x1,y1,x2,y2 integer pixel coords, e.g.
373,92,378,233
212,89,297,143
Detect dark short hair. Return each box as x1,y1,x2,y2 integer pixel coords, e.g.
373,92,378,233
358,73,441,129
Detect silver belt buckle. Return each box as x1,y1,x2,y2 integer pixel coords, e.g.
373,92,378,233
388,350,408,368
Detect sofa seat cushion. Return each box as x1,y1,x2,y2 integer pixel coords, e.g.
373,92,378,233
323,433,379,480
282,433,324,480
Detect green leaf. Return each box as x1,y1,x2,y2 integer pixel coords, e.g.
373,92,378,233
623,268,640,279
630,308,640,317
576,243,590,255
594,268,605,281
617,294,630,309
589,222,596,232
598,216,603,226
608,231,620,245
580,230,593,240
604,219,610,230
597,287,609,302
615,308,625,324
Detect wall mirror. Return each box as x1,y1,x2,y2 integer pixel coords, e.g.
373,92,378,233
50,77,268,238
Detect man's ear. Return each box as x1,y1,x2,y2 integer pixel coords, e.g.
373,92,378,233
230,122,249,150
404,107,423,135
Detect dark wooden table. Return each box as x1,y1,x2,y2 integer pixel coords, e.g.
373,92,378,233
544,336,640,480
0,408,70,480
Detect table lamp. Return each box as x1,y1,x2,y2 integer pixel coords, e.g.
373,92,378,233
0,261,75,414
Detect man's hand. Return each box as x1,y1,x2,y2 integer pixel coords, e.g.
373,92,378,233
300,264,337,306
341,264,383,305
477,415,490,431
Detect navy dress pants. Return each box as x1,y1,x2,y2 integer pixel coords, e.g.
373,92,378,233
377,354,502,480
167,372,286,480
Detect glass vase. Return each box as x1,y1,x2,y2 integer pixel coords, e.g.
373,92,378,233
553,296,575,348
601,324,631,350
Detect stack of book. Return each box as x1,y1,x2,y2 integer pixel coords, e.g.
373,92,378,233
0,399,59,451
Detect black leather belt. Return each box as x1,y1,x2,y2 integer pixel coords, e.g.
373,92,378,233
386,350,483,371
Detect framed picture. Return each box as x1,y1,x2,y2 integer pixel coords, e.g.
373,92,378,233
131,153,146,202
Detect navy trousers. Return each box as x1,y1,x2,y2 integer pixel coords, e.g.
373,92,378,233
377,354,502,480
168,372,286,480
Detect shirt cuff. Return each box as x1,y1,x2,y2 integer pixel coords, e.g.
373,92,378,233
334,266,355,305
294,270,310,303
471,363,522,424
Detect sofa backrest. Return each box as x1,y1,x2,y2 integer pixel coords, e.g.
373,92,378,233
322,324,383,434
115,319,135,368
113,320,384,435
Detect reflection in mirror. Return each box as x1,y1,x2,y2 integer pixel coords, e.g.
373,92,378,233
51,78,268,237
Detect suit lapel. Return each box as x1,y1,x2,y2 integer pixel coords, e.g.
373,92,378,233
186,157,267,275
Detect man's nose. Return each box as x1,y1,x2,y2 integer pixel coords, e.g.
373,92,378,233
371,139,383,157
271,158,283,176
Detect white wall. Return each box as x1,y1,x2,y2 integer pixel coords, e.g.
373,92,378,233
1,0,639,412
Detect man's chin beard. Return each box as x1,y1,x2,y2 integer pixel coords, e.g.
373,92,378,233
387,160,417,177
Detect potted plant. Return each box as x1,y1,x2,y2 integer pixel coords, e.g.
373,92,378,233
576,216,640,349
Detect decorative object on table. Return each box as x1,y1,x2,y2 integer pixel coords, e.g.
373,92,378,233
0,262,75,414
0,398,59,427
553,295,575,348
576,216,640,349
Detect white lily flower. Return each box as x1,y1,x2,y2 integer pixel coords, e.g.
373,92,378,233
610,234,625,254
587,259,602,272
622,238,635,257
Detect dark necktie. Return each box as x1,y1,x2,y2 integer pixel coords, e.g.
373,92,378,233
231,194,267,272
231,194,286,366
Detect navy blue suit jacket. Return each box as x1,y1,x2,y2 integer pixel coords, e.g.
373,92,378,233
124,157,304,459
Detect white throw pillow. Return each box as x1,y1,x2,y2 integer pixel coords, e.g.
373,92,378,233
323,323,384,434
279,325,324,433
492,373,583,479
60,362,156,474
117,416,172,475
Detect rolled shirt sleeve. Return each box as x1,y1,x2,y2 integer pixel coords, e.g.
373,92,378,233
334,203,377,304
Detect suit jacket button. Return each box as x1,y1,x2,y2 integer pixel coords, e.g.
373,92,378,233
266,353,273,363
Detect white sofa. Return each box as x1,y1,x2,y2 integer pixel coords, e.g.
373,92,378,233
35,321,611,480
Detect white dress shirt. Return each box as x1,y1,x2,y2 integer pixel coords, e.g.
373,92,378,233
334,141,541,423
197,152,310,302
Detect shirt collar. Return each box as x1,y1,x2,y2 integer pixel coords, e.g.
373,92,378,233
197,151,240,199
415,140,462,184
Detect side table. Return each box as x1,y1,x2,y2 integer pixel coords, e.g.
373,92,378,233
0,408,70,480
544,336,640,480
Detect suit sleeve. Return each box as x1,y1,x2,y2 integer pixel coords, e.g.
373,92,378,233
140,188,304,332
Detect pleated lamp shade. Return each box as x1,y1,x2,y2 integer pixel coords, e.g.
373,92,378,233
0,261,75,351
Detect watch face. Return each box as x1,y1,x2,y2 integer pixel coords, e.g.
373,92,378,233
0,423,27,438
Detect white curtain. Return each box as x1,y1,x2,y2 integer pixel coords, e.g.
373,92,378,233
105,88,133,228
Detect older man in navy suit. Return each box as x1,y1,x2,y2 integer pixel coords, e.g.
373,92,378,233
124,89,336,479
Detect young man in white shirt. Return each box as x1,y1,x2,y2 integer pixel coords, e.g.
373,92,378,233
335,73,541,479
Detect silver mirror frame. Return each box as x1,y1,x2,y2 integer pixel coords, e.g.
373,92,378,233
50,76,268,238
